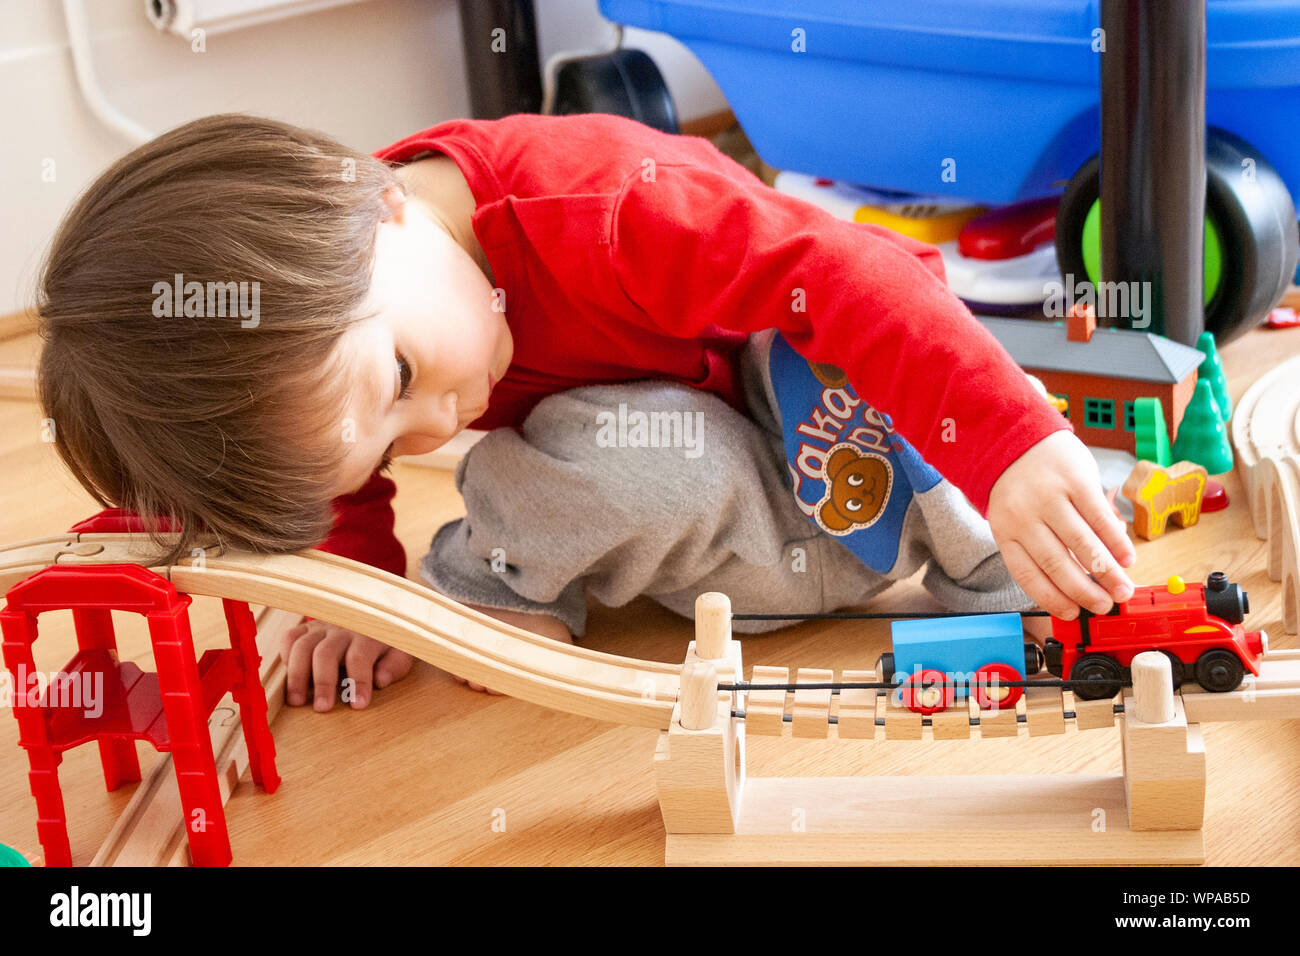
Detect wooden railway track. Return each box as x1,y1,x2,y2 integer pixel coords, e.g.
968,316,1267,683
1233,354,1300,630
2,531,1296,866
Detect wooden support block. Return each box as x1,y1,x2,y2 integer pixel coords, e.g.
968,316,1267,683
1025,686,1066,737
1073,693,1118,730
655,697,742,834
929,703,971,740
883,688,923,740
744,665,789,737
1122,699,1206,831
976,698,1020,738
666,774,1204,866
1121,651,1205,832
792,668,833,738
834,669,876,740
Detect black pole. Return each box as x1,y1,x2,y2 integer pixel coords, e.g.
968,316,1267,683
1099,0,1206,345
457,0,543,119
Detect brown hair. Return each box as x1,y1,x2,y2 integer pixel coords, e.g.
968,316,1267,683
36,113,400,565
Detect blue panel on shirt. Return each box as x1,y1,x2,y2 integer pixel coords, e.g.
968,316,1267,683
768,333,942,573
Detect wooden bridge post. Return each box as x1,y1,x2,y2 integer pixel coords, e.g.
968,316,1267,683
655,661,742,834
654,594,745,836
1122,651,1206,831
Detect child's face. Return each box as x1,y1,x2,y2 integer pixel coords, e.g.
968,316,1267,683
331,186,512,496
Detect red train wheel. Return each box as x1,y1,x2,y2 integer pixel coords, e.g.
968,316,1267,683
972,663,1023,711
901,669,954,715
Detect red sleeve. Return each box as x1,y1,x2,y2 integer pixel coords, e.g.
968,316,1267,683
316,469,407,578
608,163,1070,516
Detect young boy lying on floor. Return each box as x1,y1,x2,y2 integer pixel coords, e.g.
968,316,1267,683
35,112,1134,708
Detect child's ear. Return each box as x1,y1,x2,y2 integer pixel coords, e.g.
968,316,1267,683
380,184,408,223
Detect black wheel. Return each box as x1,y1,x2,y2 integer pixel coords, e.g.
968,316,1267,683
1150,650,1185,690
1195,648,1245,693
1070,653,1123,700
553,48,679,134
877,652,895,684
1023,641,1044,677
1055,129,1299,344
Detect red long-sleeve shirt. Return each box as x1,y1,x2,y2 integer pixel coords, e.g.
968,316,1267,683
321,113,1068,575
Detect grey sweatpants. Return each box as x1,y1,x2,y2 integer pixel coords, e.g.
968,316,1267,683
418,332,1031,637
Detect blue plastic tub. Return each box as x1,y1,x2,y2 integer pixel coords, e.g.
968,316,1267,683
601,0,1300,205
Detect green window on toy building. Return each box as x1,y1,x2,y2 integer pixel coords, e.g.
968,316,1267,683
1123,401,1136,432
1084,398,1115,429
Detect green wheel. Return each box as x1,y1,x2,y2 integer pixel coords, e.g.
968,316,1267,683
1056,129,1298,343
1079,199,1222,308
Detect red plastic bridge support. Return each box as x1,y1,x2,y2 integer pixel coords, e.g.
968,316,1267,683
1,512,279,866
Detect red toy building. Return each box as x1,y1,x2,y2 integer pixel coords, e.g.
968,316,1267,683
978,309,1205,454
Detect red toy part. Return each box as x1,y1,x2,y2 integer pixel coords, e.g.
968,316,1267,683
900,668,955,715
67,508,178,534
0,563,279,867
1266,307,1299,329
1201,479,1229,512
1045,572,1264,696
971,662,1023,711
957,195,1059,261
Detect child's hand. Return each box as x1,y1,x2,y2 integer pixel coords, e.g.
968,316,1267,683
282,620,414,711
986,431,1136,620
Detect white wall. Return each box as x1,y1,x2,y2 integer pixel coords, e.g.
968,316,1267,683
0,0,725,315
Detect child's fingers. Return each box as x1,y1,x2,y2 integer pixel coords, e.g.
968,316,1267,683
1020,521,1113,616
999,537,1076,620
1071,482,1137,572
374,647,413,690
285,627,327,706
343,639,383,709
1049,505,1134,610
311,632,351,712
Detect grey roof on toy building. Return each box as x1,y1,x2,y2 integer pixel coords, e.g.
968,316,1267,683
975,316,1205,384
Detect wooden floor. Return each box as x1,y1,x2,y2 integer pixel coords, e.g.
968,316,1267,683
2,323,1300,866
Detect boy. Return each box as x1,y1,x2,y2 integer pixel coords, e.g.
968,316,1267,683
35,112,1134,709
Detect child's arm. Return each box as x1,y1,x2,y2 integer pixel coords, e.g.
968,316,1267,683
609,164,1134,617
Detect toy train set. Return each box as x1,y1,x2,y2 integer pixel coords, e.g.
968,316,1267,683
877,571,1266,714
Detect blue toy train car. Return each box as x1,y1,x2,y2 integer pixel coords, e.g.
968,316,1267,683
878,613,1043,714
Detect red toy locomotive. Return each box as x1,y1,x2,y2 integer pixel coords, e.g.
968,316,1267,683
1044,571,1266,699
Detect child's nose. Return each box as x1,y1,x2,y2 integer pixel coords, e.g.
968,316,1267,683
434,391,459,435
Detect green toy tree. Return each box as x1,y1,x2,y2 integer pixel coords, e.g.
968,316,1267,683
1196,331,1232,422
1134,396,1172,466
1171,380,1234,474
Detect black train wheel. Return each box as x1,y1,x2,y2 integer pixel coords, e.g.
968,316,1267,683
1194,648,1245,693
1070,653,1122,700
1150,649,1185,690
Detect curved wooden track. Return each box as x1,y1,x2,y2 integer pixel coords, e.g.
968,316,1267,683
1233,353,1300,533
1233,355,1300,631
0,533,683,729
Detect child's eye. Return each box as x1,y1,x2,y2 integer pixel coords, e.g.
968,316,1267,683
396,352,413,400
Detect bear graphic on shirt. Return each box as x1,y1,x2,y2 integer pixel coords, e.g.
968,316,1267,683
816,443,893,534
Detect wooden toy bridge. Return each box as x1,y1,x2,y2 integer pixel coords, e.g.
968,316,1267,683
4,532,1300,866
